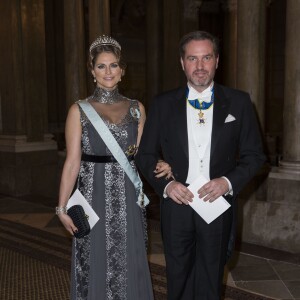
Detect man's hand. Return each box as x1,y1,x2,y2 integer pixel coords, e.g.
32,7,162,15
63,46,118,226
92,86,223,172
154,160,173,179
197,178,229,202
166,181,194,205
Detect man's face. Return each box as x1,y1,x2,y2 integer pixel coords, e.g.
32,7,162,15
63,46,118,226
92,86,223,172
180,39,219,93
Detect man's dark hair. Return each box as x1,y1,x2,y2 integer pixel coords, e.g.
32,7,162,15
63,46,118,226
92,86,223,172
179,31,220,58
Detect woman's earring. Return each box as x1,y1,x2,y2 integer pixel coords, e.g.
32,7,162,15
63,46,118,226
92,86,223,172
93,77,96,83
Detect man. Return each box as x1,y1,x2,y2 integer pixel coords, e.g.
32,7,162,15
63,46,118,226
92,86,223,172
135,31,265,299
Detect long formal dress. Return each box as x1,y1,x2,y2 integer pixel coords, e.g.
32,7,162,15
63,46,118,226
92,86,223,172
70,98,154,300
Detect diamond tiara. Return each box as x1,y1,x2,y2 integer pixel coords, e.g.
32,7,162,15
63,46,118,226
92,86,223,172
89,35,121,53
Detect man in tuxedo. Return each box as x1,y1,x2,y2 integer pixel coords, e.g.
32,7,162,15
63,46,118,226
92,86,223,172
135,31,265,299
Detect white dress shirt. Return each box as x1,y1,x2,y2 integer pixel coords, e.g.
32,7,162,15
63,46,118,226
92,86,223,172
164,82,232,197
186,83,214,183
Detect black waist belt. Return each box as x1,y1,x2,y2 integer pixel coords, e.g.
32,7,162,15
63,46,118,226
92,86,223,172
81,153,134,163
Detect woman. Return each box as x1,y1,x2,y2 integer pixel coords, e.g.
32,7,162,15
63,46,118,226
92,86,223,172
56,35,170,299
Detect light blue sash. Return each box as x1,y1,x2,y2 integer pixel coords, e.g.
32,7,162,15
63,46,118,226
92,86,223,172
78,100,149,207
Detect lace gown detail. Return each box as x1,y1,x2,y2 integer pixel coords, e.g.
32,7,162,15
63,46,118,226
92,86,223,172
70,99,153,300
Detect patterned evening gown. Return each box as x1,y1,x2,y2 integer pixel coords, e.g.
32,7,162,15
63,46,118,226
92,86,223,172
70,98,154,300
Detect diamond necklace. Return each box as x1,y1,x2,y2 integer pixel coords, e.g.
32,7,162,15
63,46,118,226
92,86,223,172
90,86,123,104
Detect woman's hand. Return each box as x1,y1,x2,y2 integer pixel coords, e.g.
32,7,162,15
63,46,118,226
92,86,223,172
154,160,173,179
58,213,78,236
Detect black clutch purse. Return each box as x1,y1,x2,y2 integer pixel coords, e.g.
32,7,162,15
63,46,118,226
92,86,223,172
67,205,91,238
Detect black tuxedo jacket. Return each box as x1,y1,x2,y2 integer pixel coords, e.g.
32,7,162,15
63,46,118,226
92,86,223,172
136,83,266,200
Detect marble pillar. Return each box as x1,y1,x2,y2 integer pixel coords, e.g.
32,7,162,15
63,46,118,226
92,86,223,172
64,0,87,109
236,0,266,130
86,0,111,95
162,0,184,91
88,0,110,43
182,0,201,34
279,0,300,174
264,0,300,252
146,0,162,108
0,0,58,197
44,0,66,133
242,1,300,253
222,0,237,89
87,0,111,95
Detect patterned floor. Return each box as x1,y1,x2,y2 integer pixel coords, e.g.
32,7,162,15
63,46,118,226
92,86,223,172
0,193,299,299
0,218,274,300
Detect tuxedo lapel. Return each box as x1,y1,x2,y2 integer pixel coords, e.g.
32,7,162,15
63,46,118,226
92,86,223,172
172,88,189,158
211,84,230,158
168,85,230,167
171,85,230,161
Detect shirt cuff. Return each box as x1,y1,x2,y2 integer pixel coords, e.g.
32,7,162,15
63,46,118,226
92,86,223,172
163,181,174,198
222,176,233,196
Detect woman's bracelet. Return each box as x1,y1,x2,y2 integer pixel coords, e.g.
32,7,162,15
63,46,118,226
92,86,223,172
55,206,67,215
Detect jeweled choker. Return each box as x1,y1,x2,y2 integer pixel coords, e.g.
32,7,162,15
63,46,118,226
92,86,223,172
91,86,122,104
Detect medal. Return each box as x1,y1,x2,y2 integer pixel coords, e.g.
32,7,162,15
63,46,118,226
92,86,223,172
198,110,205,124
187,87,214,125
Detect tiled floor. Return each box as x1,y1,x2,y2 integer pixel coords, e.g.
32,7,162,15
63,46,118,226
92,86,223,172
0,194,299,300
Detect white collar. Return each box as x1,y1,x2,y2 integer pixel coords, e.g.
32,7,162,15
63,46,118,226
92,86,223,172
187,82,214,102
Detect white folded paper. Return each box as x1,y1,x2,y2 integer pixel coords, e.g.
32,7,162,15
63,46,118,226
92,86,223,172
187,175,231,224
66,189,100,229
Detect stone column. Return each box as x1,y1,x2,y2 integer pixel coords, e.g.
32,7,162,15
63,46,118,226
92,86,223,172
88,0,110,42
145,0,162,108
247,0,300,254
86,0,111,94
279,0,300,174
182,0,202,34
162,0,184,91
222,0,237,88
266,0,300,252
236,0,266,130
64,0,87,109
0,0,58,197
